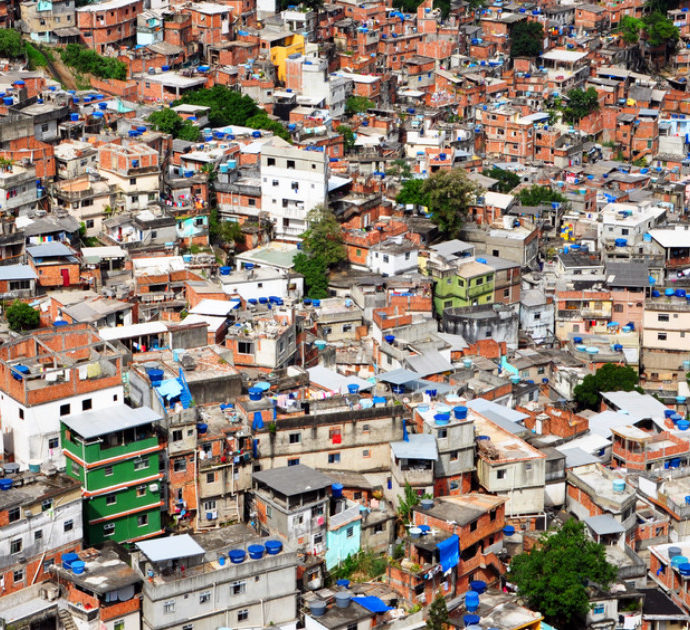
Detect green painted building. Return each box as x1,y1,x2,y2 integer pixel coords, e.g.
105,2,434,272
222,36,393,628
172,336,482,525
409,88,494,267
430,259,495,314
61,405,165,545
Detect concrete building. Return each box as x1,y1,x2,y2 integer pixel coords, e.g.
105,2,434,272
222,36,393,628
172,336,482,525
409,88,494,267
0,324,123,470
0,471,83,596
252,464,333,554
519,289,554,344
260,138,328,241
62,404,165,545
441,303,519,350
134,529,298,630
20,0,77,44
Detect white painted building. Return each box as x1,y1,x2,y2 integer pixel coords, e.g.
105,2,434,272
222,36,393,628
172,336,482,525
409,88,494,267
366,237,419,276
220,266,303,301
519,289,554,344
260,138,328,241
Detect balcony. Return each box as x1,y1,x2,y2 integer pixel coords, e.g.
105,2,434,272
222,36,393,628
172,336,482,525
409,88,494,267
468,282,494,298
581,307,611,318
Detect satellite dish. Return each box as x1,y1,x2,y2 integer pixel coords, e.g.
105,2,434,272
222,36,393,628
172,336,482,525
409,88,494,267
118,585,135,601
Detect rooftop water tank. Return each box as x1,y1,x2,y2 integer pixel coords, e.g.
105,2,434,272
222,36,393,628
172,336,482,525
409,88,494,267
229,549,246,564
454,406,468,420
434,413,450,426
332,483,343,498
335,592,351,608
248,544,265,560
309,601,327,617
465,591,480,613
265,540,282,555
612,479,626,493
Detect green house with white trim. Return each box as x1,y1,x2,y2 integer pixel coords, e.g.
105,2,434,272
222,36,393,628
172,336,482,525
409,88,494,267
61,404,165,545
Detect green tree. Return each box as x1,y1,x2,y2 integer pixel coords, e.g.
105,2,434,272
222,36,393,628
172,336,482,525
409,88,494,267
346,96,375,115
336,125,356,153
510,520,617,628
60,44,127,81
396,179,430,207
245,112,291,142
483,167,520,193
5,300,40,332
0,31,25,58
421,168,482,238
510,21,544,58
618,15,644,44
517,185,566,207
426,593,449,630
148,108,201,142
574,363,642,410
643,11,679,46
563,87,600,124
396,482,422,523
293,253,329,299
300,205,346,267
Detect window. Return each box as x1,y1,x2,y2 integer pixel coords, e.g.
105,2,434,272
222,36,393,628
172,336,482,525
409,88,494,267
104,522,115,537
86,219,94,229
449,480,459,491
237,610,249,622
10,538,22,554
204,500,216,510
106,494,117,506
363,449,370,458
503,288,510,298
232,581,247,594
347,624,357,630
287,160,295,169
314,532,323,544
328,452,341,464
13,569,24,583
272,179,279,186
289,432,301,444
42,499,52,511
476,277,483,285
114,622,125,630
593,604,605,615
8,506,20,522
134,458,149,471
79,398,92,412
34,530,43,541
266,505,272,518
346,526,354,538
470,520,477,532
383,255,390,263
72,462,80,476
288,458,300,466
137,485,146,498
238,341,254,354
267,157,276,166
18,408,23,420
658,333,667,341
60,404,70,416
200,591,211,604
64,519,73,532
174,459,186,472
291,182,299,191
137,514,148,527
48,437,59,449
450,450,458,461
438,428,447,438
497,469,506,479
182,626,193,630
43,559,55,572
172,429,183,442
374,523,384,533
206,472,215,484
164,601,176,614
658,314,669,322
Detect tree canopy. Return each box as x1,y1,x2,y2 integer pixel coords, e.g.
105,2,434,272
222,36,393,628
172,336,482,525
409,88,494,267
510,520,617,628
346,96,375,115
148,109,201,142
336,125,356,153
293,253,330,299
60,44,127,81
300,205,346,267
174,85,290,141
517,185,566,207
483,167,520,193
421,169,482,239
573,363,642,410
396,179,430,208
618,15,645,44
643,11,679,46
5,301,40,332
563,87,600,124
510,21,544,58
426,593,449,630
0,31,26,59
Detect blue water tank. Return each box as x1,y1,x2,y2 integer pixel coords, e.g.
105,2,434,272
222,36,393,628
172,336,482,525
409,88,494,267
332,483,343,498
465,592,480,612
503,525,515,536
470,580,487,594
454,406,468,420
434,413,450,426
265,540,282,555
248,544,265,560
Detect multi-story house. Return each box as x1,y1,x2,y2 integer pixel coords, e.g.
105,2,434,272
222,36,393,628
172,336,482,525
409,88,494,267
260,138,328,241
0,163,45,217
76,0,142,54
252,464,333,554
62,404,165,544
52,545,142,630
20,0,76,44
388,433,438,504
474,411,546,519
134,528,298,630
519,289,555,344
0,472,83,596
428,258,495,314
642,293,690,386
97,143,160,213
0,324,123,470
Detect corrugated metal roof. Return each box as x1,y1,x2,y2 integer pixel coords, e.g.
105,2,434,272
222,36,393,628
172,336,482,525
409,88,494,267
136,534,205,563
26,243,74,258
0,264,37,281
391,433,438,461
253,464,334,496
99,322,168,341
307,365,372,393
584,514,624,536
405,351,453,377
62,404,161,439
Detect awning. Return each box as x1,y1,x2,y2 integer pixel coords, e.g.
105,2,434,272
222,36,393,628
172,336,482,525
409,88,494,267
437,534,459,572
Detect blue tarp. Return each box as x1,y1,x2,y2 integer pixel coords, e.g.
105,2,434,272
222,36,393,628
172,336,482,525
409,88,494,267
157,378,183,399
252,411,264,430
437,534,459,572
352,596,392,613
